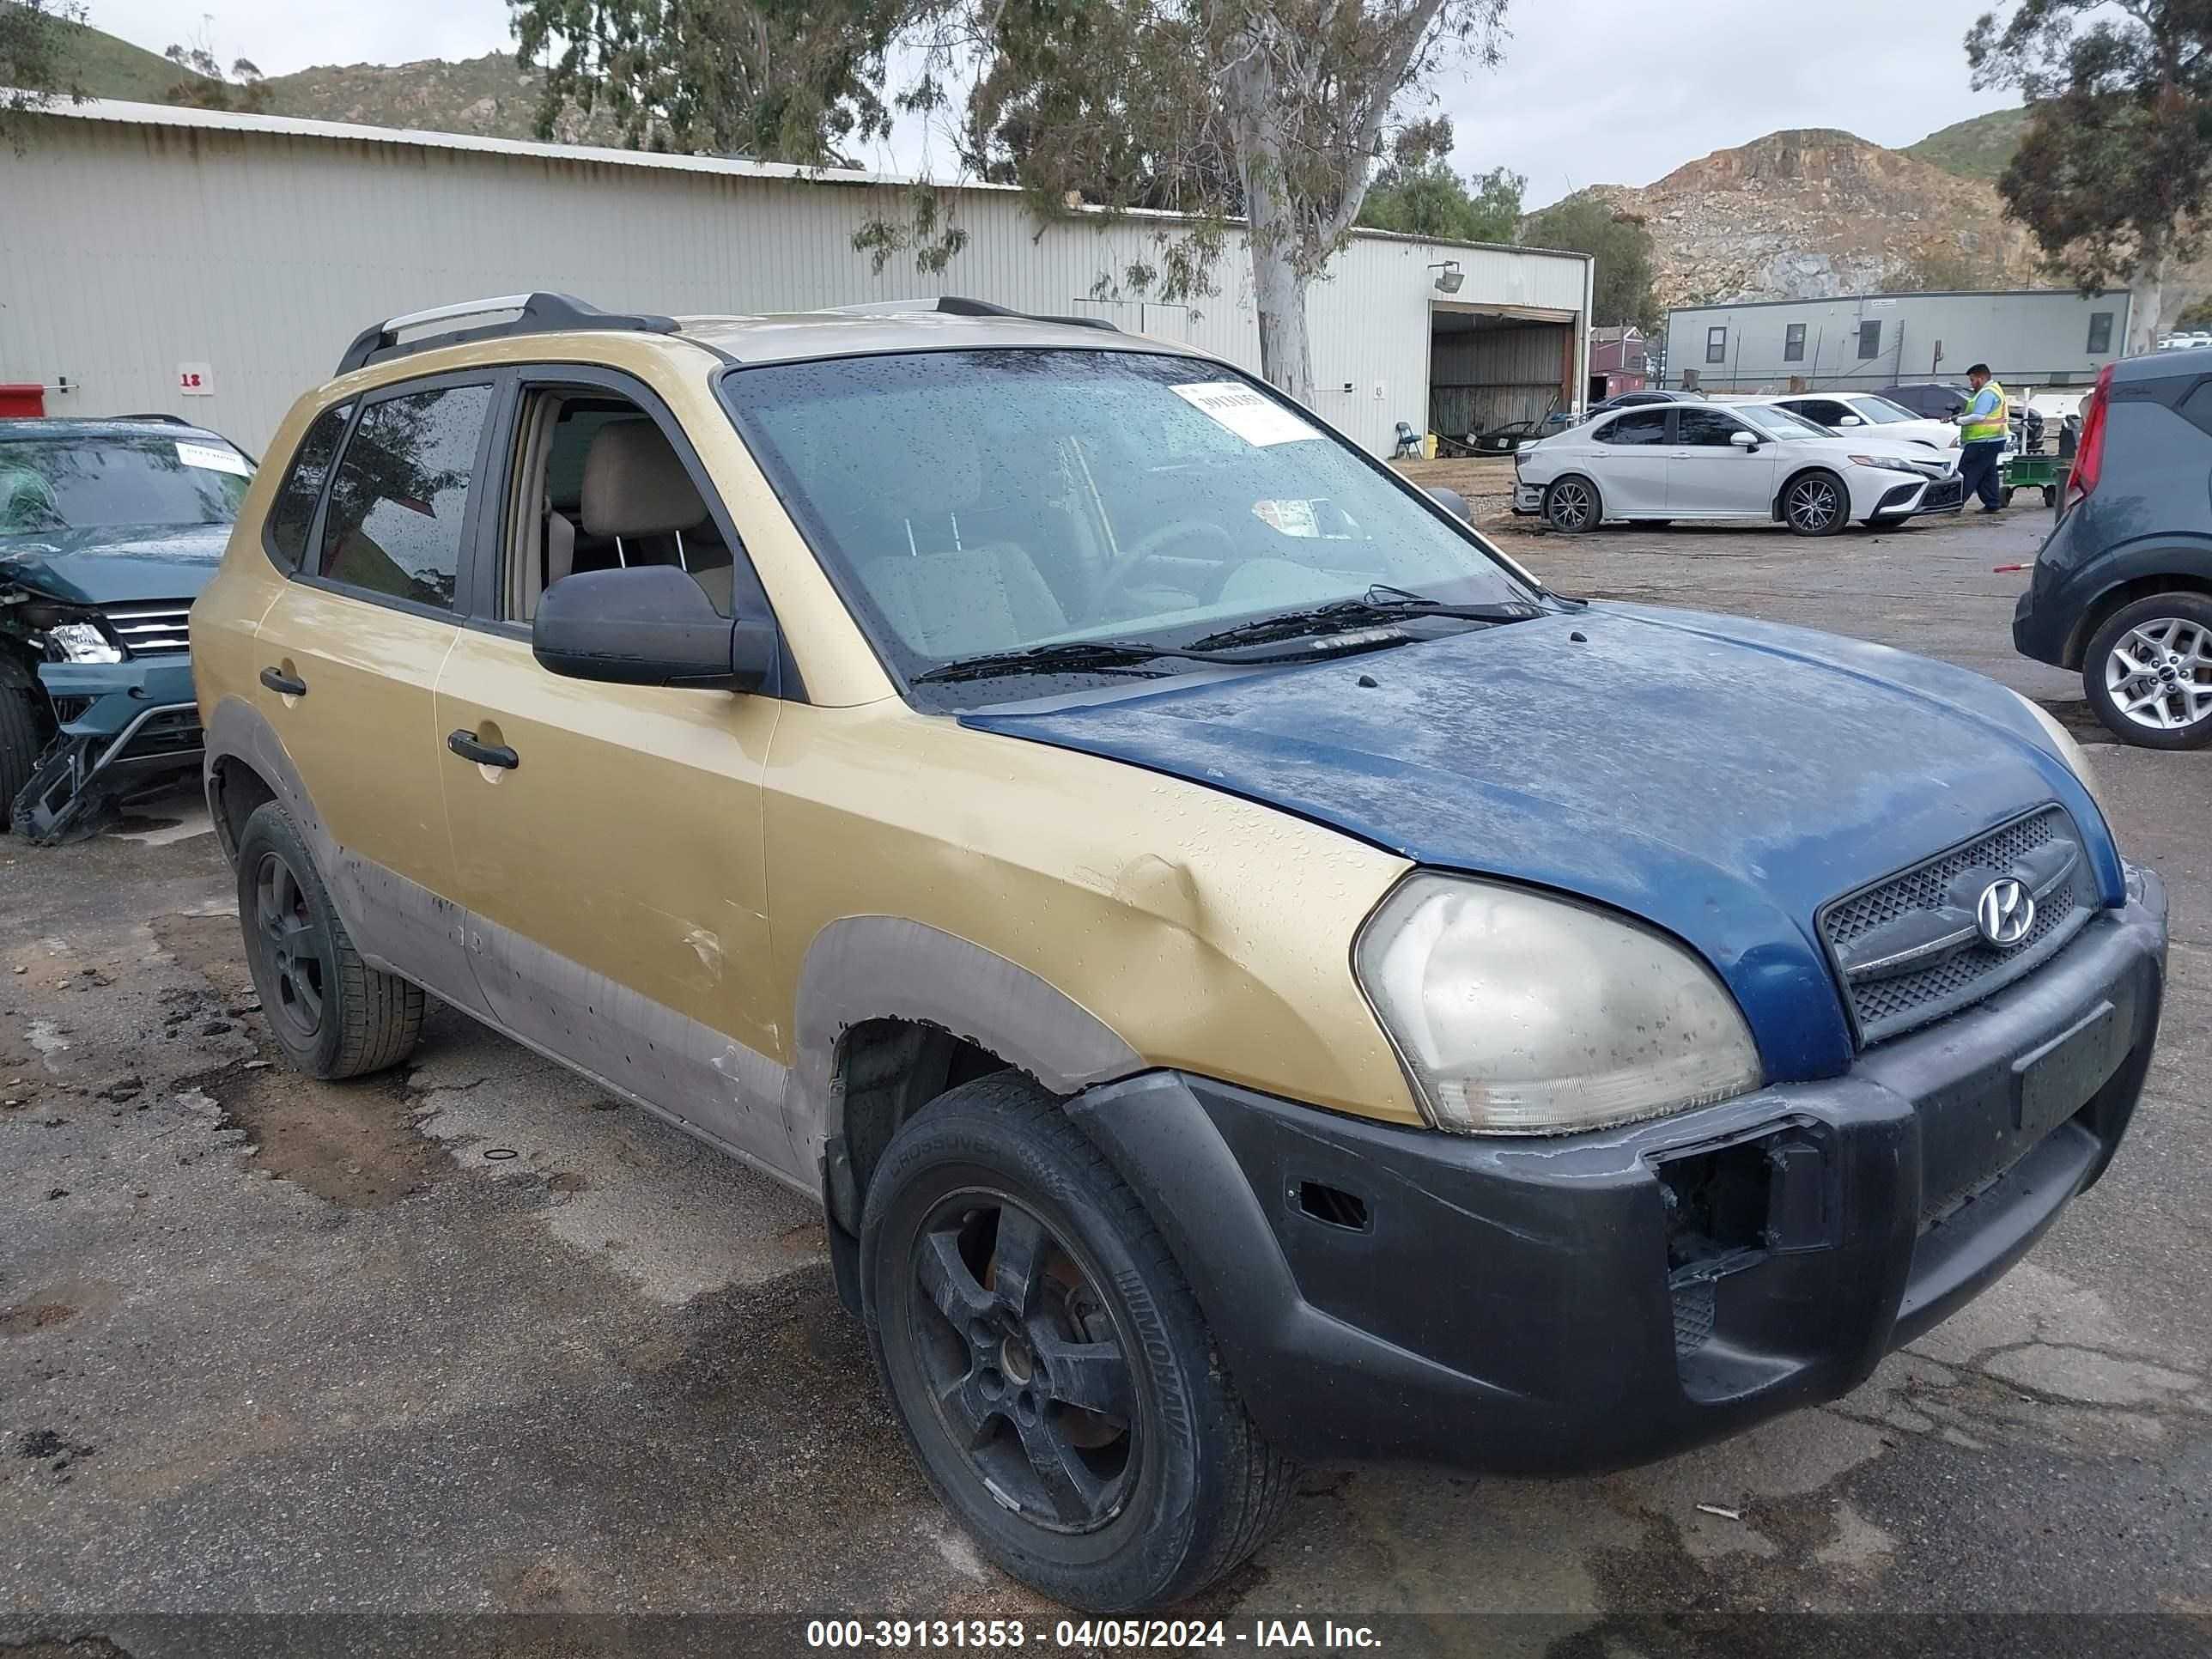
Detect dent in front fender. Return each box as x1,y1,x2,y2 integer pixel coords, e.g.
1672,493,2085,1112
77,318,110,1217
39,656,198,735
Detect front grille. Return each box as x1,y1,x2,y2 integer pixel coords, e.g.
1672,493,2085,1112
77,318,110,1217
102,601,191,656
1820,805,2099,1047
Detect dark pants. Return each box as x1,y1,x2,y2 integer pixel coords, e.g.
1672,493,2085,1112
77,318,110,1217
1958,438,2007,509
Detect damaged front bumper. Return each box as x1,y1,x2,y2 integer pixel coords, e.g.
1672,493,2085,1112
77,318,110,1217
13,654,203,842
1066,868,2166,1474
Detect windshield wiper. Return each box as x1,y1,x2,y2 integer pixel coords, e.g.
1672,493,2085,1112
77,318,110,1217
1187,586,1543,652
911,639,1225,685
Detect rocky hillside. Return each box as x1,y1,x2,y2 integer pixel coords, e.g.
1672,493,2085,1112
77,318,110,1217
1581,129,2043,309
260,53,618,145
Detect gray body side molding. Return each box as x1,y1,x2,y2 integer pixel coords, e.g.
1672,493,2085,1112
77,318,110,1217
787,915,1145,1170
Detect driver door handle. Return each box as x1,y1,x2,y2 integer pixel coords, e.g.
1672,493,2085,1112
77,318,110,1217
259,666,307,697
447,729,519,770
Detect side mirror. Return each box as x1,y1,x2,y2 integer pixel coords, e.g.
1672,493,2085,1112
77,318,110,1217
1425,485,1474,526
1729,429,1759,450
1838,414,1864,427
533,565,776,693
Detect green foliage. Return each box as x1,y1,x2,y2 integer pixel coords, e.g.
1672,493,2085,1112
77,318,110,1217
508,0,907,164
1358,160,1522,244
1,0,86,145
1519,193,1659,331
163,33,269,112
2177,295,2212,329
1967,1,2212,291
1904,106,2032,182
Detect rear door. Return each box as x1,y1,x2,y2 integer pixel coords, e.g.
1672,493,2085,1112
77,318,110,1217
249,371,499,1005
1585,407,1669,514
1668,406,1780,517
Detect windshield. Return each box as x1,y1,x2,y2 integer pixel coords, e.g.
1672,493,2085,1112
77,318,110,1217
0,434,252,535
1850,398,1916,425
1739,404,1832,441
720,349,1543,699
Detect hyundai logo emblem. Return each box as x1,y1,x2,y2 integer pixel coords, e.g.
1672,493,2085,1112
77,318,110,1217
1976,878,2035,948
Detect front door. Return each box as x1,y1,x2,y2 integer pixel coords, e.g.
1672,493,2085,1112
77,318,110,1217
431,372,794,1177
249,374,499,1007
1668,406,1780,517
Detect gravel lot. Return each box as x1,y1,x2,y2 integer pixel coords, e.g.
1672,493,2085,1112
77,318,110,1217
3,505,2208,1656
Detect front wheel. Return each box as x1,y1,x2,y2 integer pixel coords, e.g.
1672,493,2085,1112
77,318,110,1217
1542,476,1601,533
2082,593,2212,749
1781,471,1848,537
861,1073,1296,1611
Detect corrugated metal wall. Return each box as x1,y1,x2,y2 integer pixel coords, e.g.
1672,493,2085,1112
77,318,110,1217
1426,320,1574,434
0,104,1588,458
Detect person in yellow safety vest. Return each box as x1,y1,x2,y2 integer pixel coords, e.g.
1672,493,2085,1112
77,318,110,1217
1954,362,2009,514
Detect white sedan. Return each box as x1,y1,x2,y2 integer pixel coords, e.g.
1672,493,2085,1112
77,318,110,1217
1759,392,1960,452
1512,399,1966,536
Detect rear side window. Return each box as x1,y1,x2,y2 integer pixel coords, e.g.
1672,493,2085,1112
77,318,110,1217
1677,408,1747,447
316,384,492,611
266,403,351,570
1595,409,1668,445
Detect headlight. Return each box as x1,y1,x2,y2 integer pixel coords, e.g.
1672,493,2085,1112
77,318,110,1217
1354,875,1764,1135
47,621,122,664
1846,453,1908,473
2012,690,2111,823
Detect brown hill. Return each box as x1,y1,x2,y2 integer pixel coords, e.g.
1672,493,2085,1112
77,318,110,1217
259,52,618,145
1583,128,2043,309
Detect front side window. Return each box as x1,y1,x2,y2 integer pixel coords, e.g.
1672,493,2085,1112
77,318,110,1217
1857,321,1881,359
1595,409,1668,445
1705,326,1728,365
2087,311,2114,354
0,434,252,537
719,349,1544,702
267,403,351,569
1676,408,1749,447
316,383,491,611
1784,324,1807,362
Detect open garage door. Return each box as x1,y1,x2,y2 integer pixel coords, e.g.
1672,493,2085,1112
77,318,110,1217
1428,302,1577,441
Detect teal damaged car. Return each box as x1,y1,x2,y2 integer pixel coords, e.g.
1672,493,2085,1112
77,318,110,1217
1,419,252,841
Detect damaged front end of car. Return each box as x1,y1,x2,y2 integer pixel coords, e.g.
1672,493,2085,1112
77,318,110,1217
3,581,204,843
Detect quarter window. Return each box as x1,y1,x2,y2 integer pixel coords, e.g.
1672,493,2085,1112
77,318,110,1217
1857,321,1881,359
267,403,351,570
316,383,492,611
1784,324,1807,362
1705,326,1728,365
1595,409,1668,445
2087,311,2114,354
1676,409,1748,447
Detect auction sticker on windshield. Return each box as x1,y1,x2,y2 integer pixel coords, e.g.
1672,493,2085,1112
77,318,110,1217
1172,380,1322,447
176,441,252,477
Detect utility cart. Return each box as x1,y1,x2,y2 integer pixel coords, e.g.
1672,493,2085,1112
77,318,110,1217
2002,451,2066,509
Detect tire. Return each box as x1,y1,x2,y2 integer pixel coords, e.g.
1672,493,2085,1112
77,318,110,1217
861,1073,1297,1612
2043,484,2059,508
2081,592,2212,750
1780,470,1849,537
234,800,426,1078
0,655,52,835
1543,476,1601,533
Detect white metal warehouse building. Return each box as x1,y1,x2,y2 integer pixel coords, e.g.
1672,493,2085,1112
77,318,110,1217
0,99,1592,458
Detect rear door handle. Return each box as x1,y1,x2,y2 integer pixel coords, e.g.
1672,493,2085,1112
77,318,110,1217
447,729,519,770
259,666,307,697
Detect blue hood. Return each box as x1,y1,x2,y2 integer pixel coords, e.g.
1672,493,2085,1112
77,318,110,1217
0,523,229,606
963,604,2122,1082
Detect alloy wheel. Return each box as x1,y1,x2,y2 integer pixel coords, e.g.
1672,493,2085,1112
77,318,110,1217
907,1190,1139,1534
2105,617,2212,734
1786,477,1841,532
1547,480,1594,530
253,850,327,1039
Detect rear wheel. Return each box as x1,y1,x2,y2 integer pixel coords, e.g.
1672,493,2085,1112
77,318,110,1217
1781,471,1848,537
2082,593,2212,750
1543,476,1601,533
862,1073,1296,1611
234,801,426,1078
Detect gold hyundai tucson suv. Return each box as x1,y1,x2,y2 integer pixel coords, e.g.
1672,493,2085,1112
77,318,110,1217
192,292,2166,1612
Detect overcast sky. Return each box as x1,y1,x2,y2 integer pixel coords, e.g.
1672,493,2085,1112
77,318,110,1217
89,0,2023,204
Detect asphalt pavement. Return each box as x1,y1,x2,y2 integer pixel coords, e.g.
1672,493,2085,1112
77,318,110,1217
2,507,2207,1657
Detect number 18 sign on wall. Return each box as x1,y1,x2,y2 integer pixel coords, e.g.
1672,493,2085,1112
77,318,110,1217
177,362,214,397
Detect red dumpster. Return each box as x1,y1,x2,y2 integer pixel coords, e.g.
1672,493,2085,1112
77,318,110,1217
0,385,46,418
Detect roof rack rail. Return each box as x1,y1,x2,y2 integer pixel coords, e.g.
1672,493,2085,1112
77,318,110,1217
114,412,192,426
336,292,680,376
933,295,1119,332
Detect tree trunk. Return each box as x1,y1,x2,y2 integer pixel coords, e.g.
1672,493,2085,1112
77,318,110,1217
1245,195,1315,403
1222,52,1314,402
2127,242,2166,356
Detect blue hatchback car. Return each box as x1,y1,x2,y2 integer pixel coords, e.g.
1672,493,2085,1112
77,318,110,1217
1,416,252,839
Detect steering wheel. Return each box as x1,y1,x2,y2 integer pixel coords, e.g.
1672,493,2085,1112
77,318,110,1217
1091,518,1241,612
